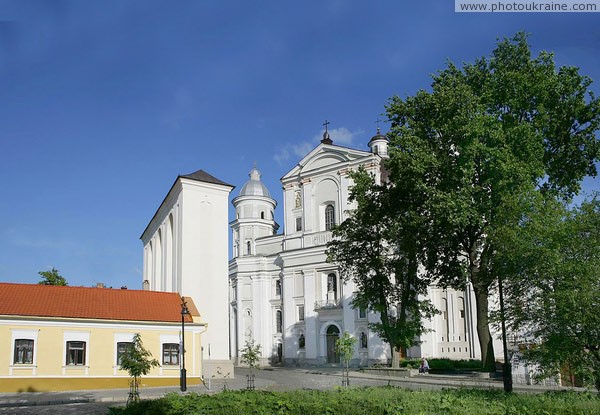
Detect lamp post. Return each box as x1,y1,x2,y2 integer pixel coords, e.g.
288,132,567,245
498,275,513,393
180,297,190,392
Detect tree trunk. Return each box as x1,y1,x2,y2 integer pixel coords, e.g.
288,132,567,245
391,347,401,368
473,285,496,372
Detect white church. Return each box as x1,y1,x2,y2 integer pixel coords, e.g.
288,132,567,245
142,125,498,374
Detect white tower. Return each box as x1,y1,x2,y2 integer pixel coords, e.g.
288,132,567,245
231,166,279,258
367,127,389,157
141,169,234,378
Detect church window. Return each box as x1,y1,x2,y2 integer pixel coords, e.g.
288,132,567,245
116,342,132,365
325,205,335,230
66,341,86,366
298,305,305,322
162,343,179,365
298,334,305,349
358,307,367,319
360,332,368,349
246,241,251,255
275,280,281,297
261,211,265,219
296,217,302,232
14,339,34,364
276,310,282,333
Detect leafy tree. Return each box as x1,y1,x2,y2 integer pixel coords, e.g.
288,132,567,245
240,339,262,372
240,339,261,390
38,267,68,286
500,197,600,390
335,331,357,386
327,168,438,368
119,333,159,403
385,32,599,370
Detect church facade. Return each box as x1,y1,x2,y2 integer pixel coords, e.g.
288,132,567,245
228,129,490,366
142,126,502,371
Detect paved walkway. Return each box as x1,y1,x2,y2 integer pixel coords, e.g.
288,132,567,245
0,367,588,414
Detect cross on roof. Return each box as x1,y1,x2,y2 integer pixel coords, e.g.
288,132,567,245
323,119,330,132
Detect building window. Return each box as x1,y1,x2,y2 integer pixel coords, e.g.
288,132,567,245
360,332,368,349
116,342,132,365
276,310,282,333
162,343,179,365
261,211,265,219
14,339,34,364
358,307,367,319
298,334,305,349
275,280,282,296
246,241,251,255
296,217,302,232
325,205,335,230
66,341,86,365
298,305,305,322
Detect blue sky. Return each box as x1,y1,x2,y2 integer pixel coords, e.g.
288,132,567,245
1,1,598,289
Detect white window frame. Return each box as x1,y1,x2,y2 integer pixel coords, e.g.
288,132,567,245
10,329,39,370
114,333,135,370
160,334,181,369
63,331,90,372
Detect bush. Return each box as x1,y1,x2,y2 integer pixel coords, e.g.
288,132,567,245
109,387,600,415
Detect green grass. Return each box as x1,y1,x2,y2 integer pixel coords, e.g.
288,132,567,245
109,387,599,415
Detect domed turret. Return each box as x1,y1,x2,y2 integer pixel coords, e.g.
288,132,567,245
239,167,271,198
368,127,389,157
231,166,279,258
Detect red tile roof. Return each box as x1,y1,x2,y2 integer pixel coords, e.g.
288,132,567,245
0,283,197,323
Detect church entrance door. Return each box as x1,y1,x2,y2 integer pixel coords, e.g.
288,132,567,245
326,325,340,363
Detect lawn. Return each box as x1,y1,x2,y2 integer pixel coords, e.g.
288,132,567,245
109,386,599,415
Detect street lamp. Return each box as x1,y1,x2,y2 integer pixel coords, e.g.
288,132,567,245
181,297,190,392
498,275,513,393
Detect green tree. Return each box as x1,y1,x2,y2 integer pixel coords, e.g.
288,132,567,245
240,339,262,390
335,331,357,386
500,197,600,390
240,339,262,372
385,32,600,370
327,168,438,368
119,333,159,403
37,268,68,286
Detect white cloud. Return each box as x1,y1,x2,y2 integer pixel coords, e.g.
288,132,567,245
273,147,290,165
273,126,363,166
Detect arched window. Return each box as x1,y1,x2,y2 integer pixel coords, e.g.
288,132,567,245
298,334,305,349
246,241,251,255
275,280,282,296
325,205,335,230
261,211,265,219
276,310,282,333
360,332,368,349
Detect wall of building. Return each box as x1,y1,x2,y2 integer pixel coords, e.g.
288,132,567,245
0,318,204,392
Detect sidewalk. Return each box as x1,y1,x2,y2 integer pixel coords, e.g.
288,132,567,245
0,367,589,409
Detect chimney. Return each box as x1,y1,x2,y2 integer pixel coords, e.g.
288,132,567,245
96,282,105,288
120,286,127,290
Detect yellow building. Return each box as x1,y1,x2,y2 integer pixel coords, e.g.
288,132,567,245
0,283,206,392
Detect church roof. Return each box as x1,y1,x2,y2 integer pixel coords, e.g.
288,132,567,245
238,167,272,198
180,169,234,188
368,128,389,144
140,168,234,240
0,283,198,323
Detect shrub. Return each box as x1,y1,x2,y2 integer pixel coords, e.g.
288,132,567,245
109,387,600,415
